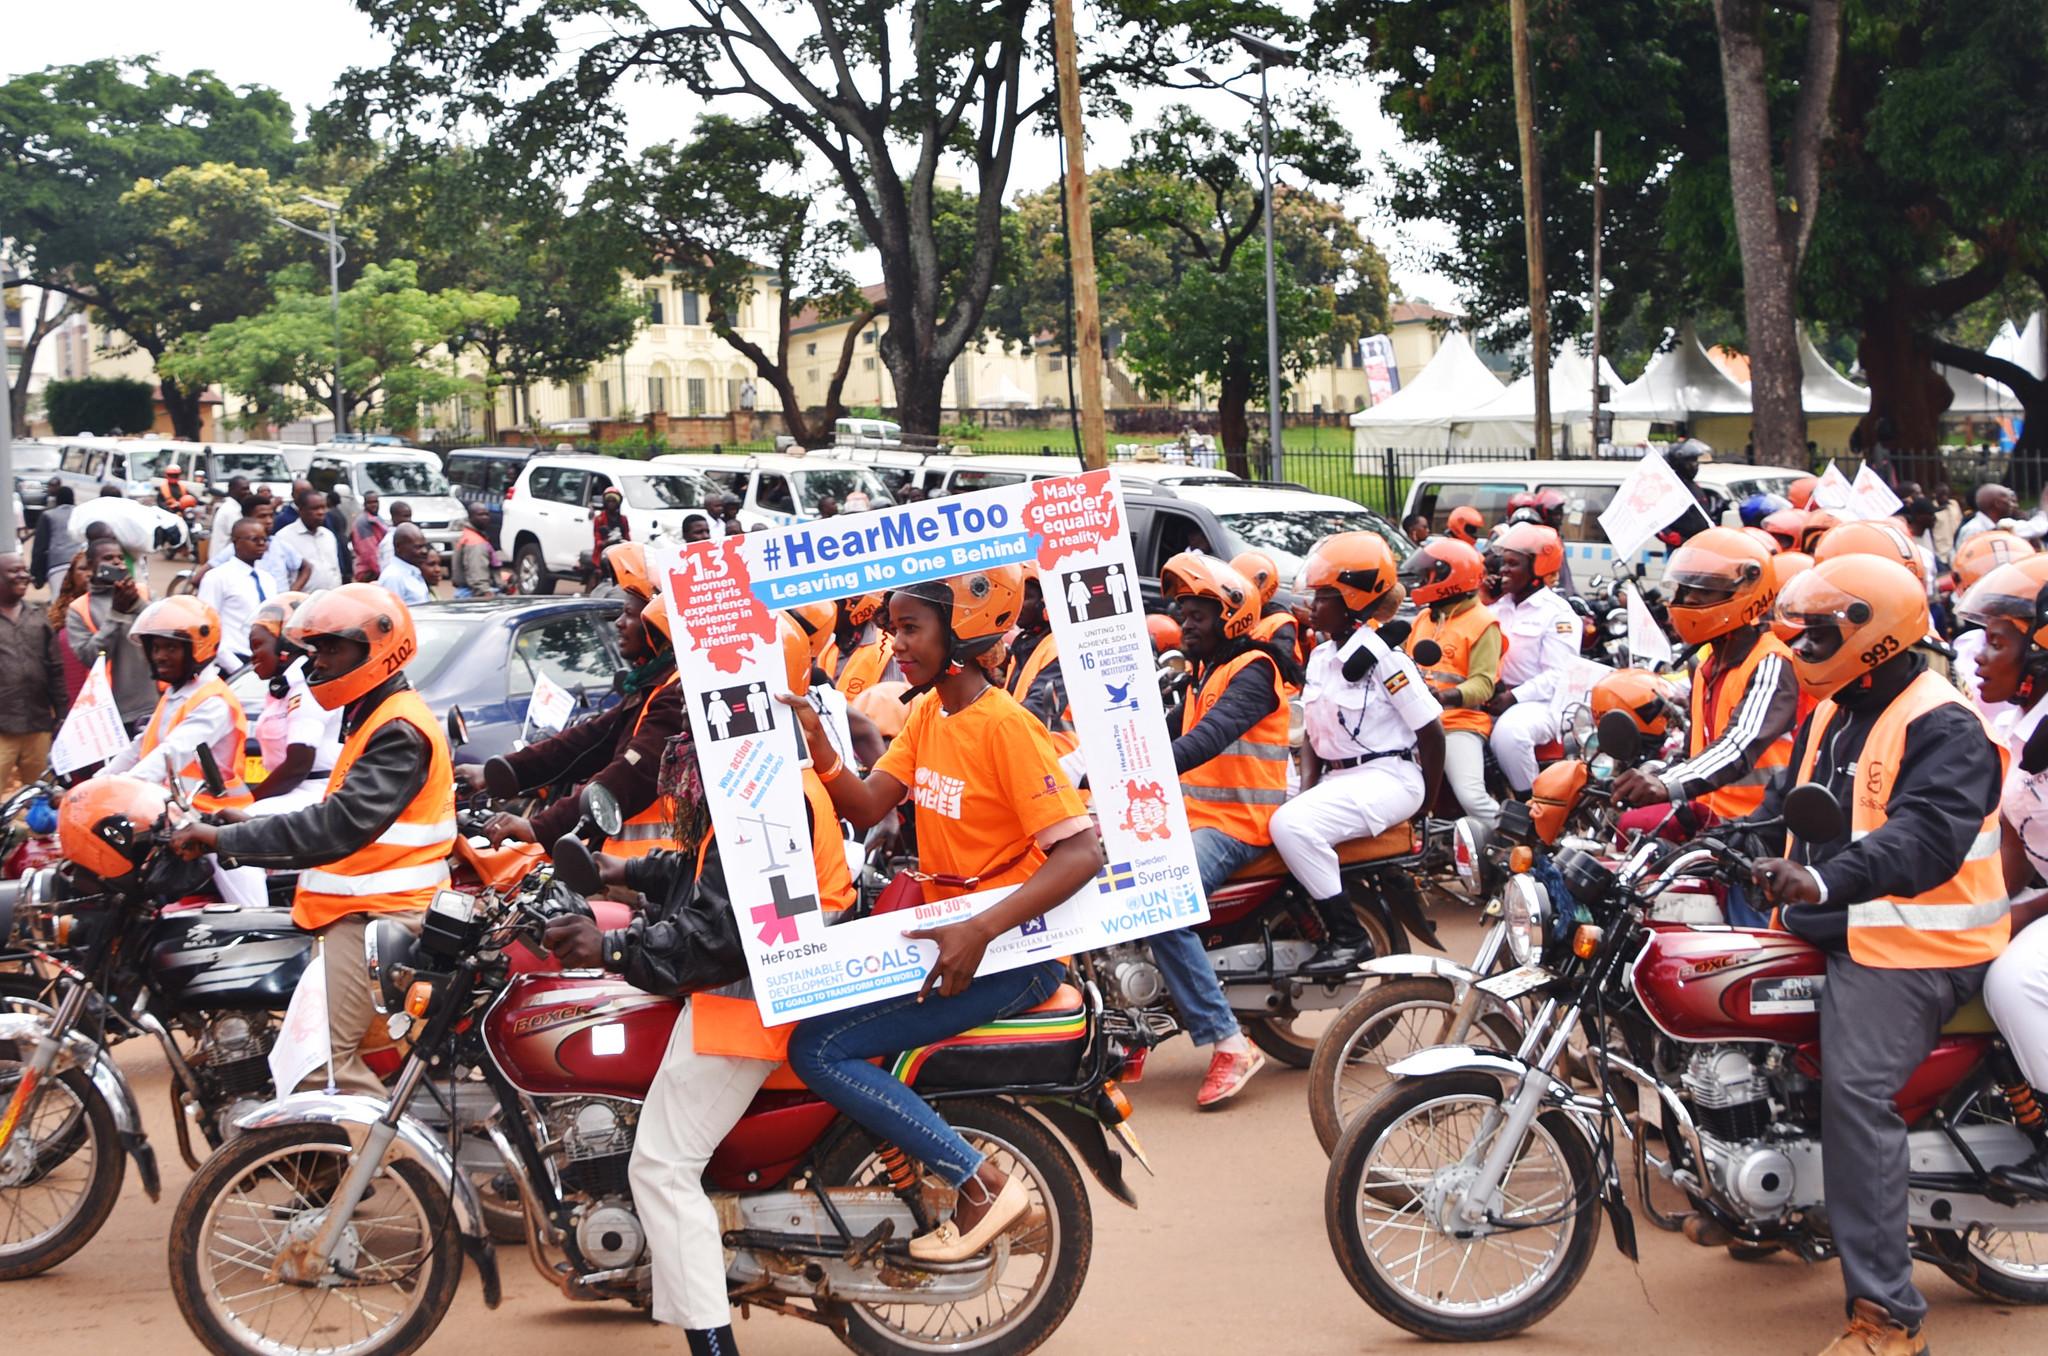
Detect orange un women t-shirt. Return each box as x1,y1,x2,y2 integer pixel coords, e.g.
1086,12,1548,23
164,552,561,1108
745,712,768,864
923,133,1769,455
874,685,1087,903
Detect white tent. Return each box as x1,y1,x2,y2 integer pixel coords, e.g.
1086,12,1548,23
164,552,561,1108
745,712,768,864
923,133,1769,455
1990,312,2046,383
974,376,1035,409
1451,346,1627,448
1349,332,1504,453
1784,327,1869,415
1605,324,1752,421
1938,364,2021,418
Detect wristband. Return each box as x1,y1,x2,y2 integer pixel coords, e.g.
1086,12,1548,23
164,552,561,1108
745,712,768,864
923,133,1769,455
815,753,845,783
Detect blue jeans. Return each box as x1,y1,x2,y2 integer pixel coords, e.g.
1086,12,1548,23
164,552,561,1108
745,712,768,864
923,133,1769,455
1148,829,1265,1046
786,960,1064,1186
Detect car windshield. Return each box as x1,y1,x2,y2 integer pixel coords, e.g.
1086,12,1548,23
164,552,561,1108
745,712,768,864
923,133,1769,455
210,451,290,481
13,447,58,472
621,472,714,509
364,460,450,497
792,467,895,511
409,616,476,687
1220,508,1413,581
124,447,180,479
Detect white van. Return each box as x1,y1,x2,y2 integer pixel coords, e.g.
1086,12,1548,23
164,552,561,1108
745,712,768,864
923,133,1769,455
653,453,896,528
1400,457,1805,584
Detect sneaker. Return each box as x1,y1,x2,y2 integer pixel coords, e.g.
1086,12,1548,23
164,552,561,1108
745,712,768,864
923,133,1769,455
1816,1300,1927,1355
1196,1047,1266,1109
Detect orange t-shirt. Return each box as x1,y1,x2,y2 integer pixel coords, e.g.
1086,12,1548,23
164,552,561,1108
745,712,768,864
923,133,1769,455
874,685,1087,902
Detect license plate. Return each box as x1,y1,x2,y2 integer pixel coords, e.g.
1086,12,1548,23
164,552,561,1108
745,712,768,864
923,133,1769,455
1476,964,1551,1000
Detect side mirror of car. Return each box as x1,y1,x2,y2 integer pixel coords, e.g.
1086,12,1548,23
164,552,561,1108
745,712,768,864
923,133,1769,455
1783,783,1846,844
1595,709,1642,766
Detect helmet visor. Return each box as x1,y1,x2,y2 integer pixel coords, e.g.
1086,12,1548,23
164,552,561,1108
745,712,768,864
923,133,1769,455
1773,572,1871,634
1666,542,1764,599
1957,569,2044,631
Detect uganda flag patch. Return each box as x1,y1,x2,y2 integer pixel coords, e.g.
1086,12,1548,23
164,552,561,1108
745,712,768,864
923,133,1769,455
1383,671,1410,695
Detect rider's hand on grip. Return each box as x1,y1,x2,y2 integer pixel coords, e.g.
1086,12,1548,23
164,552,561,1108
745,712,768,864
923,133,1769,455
1751,858,1821,908
542,913,603,969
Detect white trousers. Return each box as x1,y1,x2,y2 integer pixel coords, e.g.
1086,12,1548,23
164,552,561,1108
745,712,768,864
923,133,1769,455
1443,730,1501,829
1490,699,1562,793
1269,759,1425,900
1984,917,2048,1088
210,780,333,911
629,1005,776,1331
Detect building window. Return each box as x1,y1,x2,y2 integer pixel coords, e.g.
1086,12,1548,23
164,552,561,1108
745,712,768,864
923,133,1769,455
806,342,817,356
862,356,876,371
647,376,666,412
682,292,701,326
807,368,820,386
644,288,664,325
862,329,876,345
687,377,707,415
599,380,612,417
569,383,587,419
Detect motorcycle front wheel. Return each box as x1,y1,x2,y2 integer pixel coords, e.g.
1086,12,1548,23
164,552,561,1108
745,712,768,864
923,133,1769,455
1325,1071,1600,1342
1307,978,1523,1156
169,1124,461,1356
0,1044,124,1280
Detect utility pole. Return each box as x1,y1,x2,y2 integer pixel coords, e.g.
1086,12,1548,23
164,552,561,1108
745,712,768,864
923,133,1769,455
1589,130,1606,454
1052,0,1108,470
280,195,347,437
1233,30,1300,482
0,274,14,542
1508,0,1553,458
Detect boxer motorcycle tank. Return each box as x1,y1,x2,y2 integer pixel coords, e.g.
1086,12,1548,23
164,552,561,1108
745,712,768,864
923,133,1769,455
483,973,682,1098
1630,926,1829,1044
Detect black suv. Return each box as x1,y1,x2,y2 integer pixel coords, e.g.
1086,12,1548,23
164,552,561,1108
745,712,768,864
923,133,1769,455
443,447,532,547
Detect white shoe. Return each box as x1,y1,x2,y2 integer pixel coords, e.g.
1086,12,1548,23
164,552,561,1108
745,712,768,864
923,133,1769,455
907,1176,1028,1263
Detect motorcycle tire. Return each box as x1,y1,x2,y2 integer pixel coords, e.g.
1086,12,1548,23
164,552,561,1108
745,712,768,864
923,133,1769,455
170,1124,461,1356
1922,1089,2048,1305
1245,903,1399,1070
817,1098,1091,1356
1326,1071,1600,1342
1306,977,1523,1156
0,1041,125,1279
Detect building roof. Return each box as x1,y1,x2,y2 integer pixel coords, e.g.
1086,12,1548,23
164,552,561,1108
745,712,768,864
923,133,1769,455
1391,301,1457,326
787,282,889,336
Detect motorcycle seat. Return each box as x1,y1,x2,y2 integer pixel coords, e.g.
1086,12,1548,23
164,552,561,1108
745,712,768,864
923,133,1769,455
1227,823,1416,882
899,982,1090,1091
1941,996,1999,1036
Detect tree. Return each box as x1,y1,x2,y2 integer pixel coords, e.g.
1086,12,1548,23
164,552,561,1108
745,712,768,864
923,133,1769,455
164,259,518,433
41,376,155,437
1,284,77,437
333,0,1290,438
0,60,299,438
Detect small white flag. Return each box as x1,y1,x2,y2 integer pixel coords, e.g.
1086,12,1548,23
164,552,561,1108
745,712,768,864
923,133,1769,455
269,943,332,1095
1811,460,1855,514
1626,585,1676,669
49,657,131,775
1598,448,1699,559
526,672,577,734
1847,464,1905,522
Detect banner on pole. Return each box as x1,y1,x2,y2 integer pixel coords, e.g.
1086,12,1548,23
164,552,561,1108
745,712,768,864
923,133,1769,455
525,672,577,734
1625,585,1675,670
49,657,129,775
1811,461,1855,515
1598,448,1697,559
654,471,1203,1025
1847,464,1905,522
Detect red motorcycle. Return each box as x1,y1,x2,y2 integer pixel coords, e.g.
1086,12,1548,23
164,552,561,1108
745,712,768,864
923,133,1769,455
167,834,1141,1356
1323,711,2048,1341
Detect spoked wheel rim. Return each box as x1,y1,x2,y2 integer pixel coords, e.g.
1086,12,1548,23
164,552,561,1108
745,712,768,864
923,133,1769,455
1349,1091,1579,1318
195,1142,438,1356
1252,908,1395,1060
1333,999,1467,1129
0,1060,99,1256
841,1125,1061,1351
1966,1225,2048,1281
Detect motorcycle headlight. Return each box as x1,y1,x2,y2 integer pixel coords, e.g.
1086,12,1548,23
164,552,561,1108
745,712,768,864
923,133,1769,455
1502,873,1548,966
1605,613,1628,636
1452,817,1482,896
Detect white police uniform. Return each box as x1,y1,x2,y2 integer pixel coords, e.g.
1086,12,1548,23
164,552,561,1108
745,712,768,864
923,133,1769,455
1488,585,1584,791
1983,699,2048,1087
1269,627,1442,899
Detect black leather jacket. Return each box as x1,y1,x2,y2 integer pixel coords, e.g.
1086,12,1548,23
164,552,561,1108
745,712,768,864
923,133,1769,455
602,837,743,997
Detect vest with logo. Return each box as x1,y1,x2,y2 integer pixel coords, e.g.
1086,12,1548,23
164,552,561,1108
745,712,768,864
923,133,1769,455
1179,649,1290,844
1006,631,1058,703
138,675,253,812
292,688,457,930
836,634,893,697
604,673,683,859
1689,633,1800,820
1409,601,1500,736
1794,668,2008,970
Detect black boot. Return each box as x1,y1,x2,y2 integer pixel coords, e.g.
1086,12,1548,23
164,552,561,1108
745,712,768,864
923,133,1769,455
686,1326,740,1356
1991,1143,2048,1200
1299,895,1371,978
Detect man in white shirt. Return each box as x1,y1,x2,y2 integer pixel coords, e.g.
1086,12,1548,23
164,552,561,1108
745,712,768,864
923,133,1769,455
377,523,433,605
207,477,250,566
265,486,343,592
380,501,414,570
1955,483,2018,552
1486,522,1587,793
196,517,273,670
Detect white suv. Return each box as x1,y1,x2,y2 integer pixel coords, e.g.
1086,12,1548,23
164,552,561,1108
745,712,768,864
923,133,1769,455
500,454,721,594
307,449,468,556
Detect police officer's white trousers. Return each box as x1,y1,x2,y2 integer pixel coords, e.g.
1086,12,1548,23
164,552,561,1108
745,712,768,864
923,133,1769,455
1443,730,1500,829
630,1005,776,1331
1490,699,1562,793
1269,759,1424,900
210,781,333,910
1985,917,2048,1087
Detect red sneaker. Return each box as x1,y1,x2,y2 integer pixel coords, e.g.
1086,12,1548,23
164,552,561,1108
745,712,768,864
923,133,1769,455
1196,1047,1265,1109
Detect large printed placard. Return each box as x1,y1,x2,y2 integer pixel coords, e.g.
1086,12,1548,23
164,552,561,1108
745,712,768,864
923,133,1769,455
653,470,1204,1024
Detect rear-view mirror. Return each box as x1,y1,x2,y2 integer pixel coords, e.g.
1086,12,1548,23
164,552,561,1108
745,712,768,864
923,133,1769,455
1783,783,1846,844
1595,709,1642,765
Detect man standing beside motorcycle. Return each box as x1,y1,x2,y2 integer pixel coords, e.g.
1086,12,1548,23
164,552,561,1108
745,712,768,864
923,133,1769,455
168,585,456,1098
1268,533,1445,977
1484,522,1584,795
1156,552,1296,1106
1610,527,1801,925
1399,537,1503,837
1743,554,2008,1356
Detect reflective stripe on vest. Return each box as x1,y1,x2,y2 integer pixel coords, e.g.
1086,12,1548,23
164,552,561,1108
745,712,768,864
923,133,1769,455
1794,668,2009,969
292,687,457,931
138,674,253,812
1409,602,1499,737
605,673,684,860
1178,649,1290,843
1689,634,1798,820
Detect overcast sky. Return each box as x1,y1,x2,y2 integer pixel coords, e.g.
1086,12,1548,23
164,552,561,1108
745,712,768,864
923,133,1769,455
7,0,1459,307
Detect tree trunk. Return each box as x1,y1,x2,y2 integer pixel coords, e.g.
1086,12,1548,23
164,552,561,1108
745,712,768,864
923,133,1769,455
11,291,74,437
159,372,205,440
1218,360,1253,479
1855,287,1952,482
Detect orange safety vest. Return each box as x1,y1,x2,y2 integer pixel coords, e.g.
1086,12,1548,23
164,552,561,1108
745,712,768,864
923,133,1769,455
1794,668,2009,970
1006,631,1058,702
1249,612,1303,692
1178,649,1290,844
137,674,254,812
1409,601,1500,737
691,768,857,1061
835,634,893,697
68,580,153,635
1689,633,1801,820
292,688,457,931
603,673,683,859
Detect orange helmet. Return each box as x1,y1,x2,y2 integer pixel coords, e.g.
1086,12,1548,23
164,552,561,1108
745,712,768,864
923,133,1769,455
1146,612,1183,654
164,465,181,479
1773,555,1928,699
131,595,222,666
1229,550,1281,608
1760,507,1809,553
894,566,1022,662
249,590,310,638
59,776,171,883
1446,505,1485,544
1398,537,1486,606
1497,522,1564,580
850,681,912,737
778,615,813,696
1771,551,1815,592
1796,510,1840,555
1787,476,1819,509
284,583,419,710
1741,526,1782,555
1592,668,1673,737
1957,556,2048,651
842,592,886,628
1952,530,2037,591
1162,551,1258,639
1301,532,1399,615
1813,519,1925,583
786,600,836,660
1664,526,1778,646
604,542,672,646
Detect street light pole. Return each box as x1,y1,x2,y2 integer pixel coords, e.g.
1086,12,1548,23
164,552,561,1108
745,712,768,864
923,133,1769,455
1258,60,1283,483
280,195,346,437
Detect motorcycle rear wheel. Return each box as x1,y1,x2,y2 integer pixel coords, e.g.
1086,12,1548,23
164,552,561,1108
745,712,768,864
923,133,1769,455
818,1098,1091,1356
0,1048,124,1280
1245,905,1398,1070
1307,978,1523,1156
1923,1089,2048,1304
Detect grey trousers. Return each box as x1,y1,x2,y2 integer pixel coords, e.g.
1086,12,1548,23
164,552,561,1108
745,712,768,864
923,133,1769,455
1820,951,1988,1329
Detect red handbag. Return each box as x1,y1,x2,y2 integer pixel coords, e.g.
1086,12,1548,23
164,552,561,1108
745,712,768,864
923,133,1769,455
873,849,1034,915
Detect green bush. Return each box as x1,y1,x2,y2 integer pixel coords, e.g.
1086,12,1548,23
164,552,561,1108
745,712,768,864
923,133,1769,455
43,376,156,436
